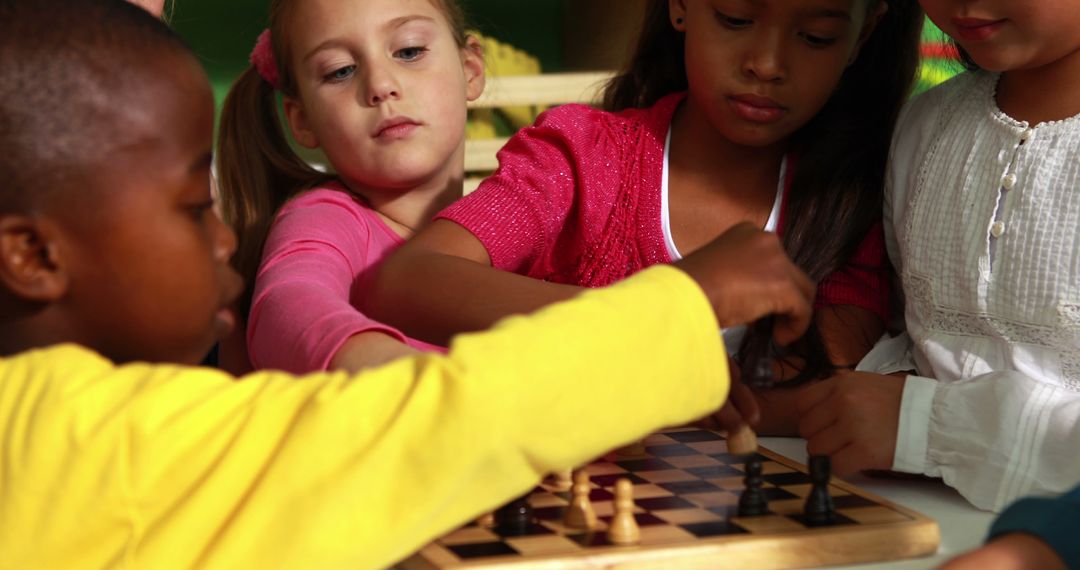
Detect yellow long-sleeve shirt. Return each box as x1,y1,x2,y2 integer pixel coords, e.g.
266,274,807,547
0,266,728,569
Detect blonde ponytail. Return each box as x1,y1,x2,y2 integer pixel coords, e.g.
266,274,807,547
216,65,330,317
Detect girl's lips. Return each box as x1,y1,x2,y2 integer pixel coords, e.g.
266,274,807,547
728,95,787,124
376,122,419,140
951,17,1006,41
373,117,421,140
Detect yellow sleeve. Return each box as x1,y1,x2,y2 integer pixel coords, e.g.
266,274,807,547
0,265,728,570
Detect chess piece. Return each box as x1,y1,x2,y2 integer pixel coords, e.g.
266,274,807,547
804,455,836,526
552,468,573,492
494,493,534,535
608,478,641,545
726,423,758,455
476,511,495,527
563,469,598,530
737,456,769,517
744,316,778,389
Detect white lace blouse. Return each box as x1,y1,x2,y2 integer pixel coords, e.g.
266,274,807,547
859,71,1080,512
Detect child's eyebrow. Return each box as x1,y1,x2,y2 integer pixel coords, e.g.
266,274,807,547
302,15,438,63
803,8,851,21
382,14,438,32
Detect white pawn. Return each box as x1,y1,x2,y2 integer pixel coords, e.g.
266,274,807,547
608,478,641,545
726,423,758,455
552,468,573,492
563,469,598,530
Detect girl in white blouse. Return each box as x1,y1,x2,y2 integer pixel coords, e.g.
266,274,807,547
797,0,1080,512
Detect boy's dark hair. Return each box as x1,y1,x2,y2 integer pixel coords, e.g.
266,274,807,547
0,0,190,211
604,0,924,383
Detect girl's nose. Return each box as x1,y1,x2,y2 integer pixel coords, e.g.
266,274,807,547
742,33,787,83
364,65,401,106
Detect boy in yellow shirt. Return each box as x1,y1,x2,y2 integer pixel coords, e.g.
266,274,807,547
0,0,813,568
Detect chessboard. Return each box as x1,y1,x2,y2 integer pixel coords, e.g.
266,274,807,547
399,427,940,569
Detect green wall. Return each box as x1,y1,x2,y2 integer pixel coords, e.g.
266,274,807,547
169,2,962,109
169,0,568,107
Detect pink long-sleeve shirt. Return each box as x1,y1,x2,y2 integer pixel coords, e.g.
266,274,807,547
439,92,890,320
247,185,443,373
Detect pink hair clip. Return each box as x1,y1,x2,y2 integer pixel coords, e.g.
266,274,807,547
250,29,282,91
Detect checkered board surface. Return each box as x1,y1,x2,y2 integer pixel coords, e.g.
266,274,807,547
400,428,939,569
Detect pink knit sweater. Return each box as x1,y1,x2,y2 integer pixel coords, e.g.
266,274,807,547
439,92,889,319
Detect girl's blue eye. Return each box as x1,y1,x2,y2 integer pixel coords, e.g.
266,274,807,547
325,65,356,82
395,46,428,61
715,10,752,29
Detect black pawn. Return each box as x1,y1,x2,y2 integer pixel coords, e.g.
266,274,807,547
804,455,836,526
744,317,777,389
494,493,533,535
737,457,769,516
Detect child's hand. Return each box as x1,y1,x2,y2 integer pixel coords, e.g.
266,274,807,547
697,359,761,433
675,223,814,345
796,371,904,475
939,533,1066,570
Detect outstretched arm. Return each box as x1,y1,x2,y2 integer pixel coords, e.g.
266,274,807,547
370,219,582,346
248,190,431,372
2,266,729,570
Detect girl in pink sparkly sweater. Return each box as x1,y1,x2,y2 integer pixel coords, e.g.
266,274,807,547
373,0,925,435
215,0,484,374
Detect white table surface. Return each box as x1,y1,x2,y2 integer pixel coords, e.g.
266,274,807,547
760,437,996,570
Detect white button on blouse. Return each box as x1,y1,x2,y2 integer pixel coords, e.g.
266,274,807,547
990,220,1005,237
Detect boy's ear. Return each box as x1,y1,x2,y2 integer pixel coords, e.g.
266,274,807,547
669,0,688,31
0,215,68,302
849,1,889,65
462,35,486,103
282,97,320,149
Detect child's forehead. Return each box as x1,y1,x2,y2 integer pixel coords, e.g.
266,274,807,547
289,0,451,41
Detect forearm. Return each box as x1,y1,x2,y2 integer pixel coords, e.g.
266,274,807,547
328,331,423,373
897,371,1080,511
191,266,730,567
372,248,580,345
2,267,728,570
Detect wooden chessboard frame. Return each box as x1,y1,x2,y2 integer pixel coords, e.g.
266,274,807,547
400,428,940,570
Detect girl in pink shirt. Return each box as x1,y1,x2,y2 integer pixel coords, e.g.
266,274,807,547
215,0,485,374
372,0,924,435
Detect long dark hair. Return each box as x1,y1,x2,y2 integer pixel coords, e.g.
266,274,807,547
605,0,924,383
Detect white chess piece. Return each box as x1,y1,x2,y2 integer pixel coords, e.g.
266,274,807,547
608,478,641,545
563,469,598,530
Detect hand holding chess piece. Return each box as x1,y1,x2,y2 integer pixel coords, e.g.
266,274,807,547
672,223,813,345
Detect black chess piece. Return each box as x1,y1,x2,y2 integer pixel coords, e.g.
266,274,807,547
494,493,534,535
744,317,777,389
737,456,769,516
804,455,836,526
